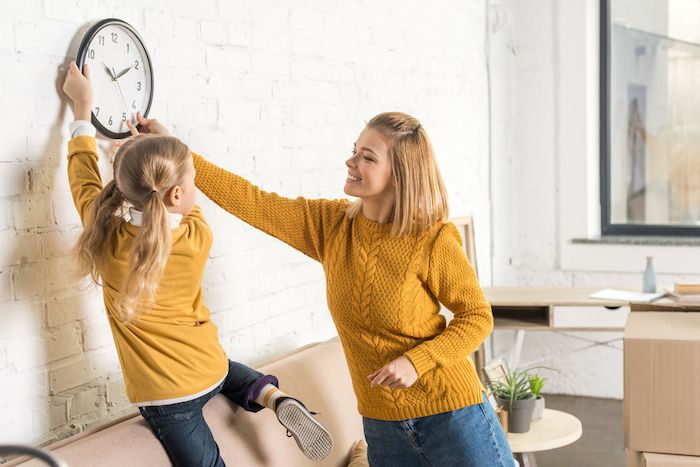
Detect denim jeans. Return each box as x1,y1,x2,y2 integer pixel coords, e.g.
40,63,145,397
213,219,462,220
139,360,277,467
363,398,514,467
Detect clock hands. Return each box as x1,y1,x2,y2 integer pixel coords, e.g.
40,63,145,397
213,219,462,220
98,61,135,129
106,64,131,124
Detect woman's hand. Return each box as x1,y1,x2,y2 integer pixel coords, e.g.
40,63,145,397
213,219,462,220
115,112,172,147
63,61,93,121
368,355,418,389
130,112,171,136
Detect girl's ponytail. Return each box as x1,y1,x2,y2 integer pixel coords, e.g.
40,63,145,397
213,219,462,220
73,180,126,287
115,189,172,321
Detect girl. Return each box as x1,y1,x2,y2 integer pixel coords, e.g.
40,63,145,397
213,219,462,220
136,110,513,466
61,61,332,466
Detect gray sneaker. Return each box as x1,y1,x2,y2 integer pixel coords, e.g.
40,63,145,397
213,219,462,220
275,398,333,461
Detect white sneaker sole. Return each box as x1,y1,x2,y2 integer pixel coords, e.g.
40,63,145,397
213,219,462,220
276,399,333,461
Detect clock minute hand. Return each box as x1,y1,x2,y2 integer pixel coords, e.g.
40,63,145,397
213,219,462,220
114,63,136,80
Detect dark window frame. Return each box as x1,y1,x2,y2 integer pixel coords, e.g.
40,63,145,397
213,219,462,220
599,0,700,237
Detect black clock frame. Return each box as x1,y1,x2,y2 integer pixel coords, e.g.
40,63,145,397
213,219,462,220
76,18,154,139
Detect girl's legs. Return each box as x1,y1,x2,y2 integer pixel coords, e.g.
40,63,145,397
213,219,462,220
218,360,277,411
140,360,331,464
363,397,514,467
139,389,224,467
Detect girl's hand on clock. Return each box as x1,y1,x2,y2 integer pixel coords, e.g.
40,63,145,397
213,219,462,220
63,61,93,122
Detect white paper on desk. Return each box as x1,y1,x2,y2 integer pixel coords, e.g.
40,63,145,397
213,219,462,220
589,288,666,303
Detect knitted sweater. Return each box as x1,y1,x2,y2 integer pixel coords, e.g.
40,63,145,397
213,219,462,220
193,153,493,421
67,136,228,404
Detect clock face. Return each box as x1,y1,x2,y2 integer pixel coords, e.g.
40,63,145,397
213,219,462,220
76,19,154,139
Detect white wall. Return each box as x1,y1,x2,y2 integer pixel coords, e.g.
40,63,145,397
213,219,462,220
488,0,700,399
0,0,491,447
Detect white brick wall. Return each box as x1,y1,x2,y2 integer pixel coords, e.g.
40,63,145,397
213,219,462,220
0,0,490,449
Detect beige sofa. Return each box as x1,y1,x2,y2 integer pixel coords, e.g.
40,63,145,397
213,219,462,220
7,338,368,467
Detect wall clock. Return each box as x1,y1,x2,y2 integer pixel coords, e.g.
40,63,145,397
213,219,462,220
76,18,154,139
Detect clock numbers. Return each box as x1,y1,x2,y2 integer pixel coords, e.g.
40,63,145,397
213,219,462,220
137,82,141,91
134,60,139,70
111,32,118,43
88,49,95,59
94,107,100,116
98,35,105,46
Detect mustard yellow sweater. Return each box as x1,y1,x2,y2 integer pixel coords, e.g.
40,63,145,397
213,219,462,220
193,154,493,421
68,136,228,404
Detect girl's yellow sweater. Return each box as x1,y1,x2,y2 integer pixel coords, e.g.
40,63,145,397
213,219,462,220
193,154,493,421
67,136,228,404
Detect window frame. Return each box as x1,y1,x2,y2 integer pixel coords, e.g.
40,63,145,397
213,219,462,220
599,0,700,237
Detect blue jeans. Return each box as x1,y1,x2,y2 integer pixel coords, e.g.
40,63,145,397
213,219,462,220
139,360,277,467
363,398,514,467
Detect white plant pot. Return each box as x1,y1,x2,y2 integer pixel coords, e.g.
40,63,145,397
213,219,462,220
532,396,545,420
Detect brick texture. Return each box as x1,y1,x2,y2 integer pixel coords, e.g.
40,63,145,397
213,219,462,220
0,0,489,448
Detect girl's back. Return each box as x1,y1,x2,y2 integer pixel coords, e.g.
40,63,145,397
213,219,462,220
67,134,228,405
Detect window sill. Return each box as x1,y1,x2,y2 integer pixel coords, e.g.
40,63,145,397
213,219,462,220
572,236,700,247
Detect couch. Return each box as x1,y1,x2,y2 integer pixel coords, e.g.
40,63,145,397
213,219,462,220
6,337,368,467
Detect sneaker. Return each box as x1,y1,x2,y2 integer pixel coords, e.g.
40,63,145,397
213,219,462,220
275,398,333,461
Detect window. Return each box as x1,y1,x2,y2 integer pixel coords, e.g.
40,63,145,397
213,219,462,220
600,0,700,235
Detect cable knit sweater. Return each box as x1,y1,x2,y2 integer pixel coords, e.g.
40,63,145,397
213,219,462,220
193,153,493,421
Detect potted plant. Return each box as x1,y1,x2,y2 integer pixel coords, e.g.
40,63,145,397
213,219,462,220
487,361,536,433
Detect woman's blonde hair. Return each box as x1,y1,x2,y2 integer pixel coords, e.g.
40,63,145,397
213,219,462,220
346,112,449,237
73,134,192,322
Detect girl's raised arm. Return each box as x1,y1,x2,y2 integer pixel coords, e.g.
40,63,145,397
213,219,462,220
63,62,93,122
63,61,103,224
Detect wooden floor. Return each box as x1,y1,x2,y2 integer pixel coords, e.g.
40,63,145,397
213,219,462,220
525,394,625,467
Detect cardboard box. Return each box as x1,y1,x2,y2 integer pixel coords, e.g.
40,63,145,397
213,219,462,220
624,312,700,456
630,303,700,313
627,451,700,467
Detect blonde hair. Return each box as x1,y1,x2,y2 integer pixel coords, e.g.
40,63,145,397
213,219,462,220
73,134,192,322
346,112,449,237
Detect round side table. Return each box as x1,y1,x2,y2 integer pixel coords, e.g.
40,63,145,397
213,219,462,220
506,408,583,467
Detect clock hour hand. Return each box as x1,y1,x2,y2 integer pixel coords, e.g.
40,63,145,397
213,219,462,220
101,62,116,80
115,63,136,80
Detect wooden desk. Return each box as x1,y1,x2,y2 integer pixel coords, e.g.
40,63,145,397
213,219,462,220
482,286,647,331
507,409,582,467
478,286,667,376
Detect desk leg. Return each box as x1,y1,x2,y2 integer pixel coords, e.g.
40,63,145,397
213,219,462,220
510,330,525,370
514,452,538,467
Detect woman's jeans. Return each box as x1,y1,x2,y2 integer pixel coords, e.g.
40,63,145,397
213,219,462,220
363,397,514,467
139,360,277,467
